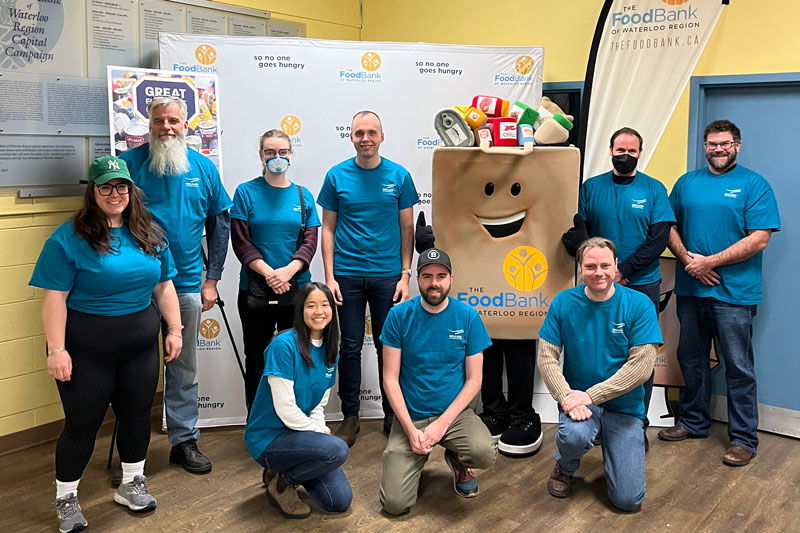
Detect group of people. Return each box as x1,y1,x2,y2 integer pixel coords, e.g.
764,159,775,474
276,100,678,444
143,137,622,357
30,102,778,532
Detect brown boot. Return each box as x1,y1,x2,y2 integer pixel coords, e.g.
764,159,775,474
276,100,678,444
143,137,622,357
335,416,360,447
547,464,573,498
722,445,755,467
266,474,311,519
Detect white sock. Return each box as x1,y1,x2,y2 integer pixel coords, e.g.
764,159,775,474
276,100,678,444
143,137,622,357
121,460,146,485
56,479,80,500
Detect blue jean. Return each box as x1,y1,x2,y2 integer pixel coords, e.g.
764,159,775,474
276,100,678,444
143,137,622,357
163,292,202,445
257,430,352,512
335,274,400,417
675,296,758,453
555,406,646,512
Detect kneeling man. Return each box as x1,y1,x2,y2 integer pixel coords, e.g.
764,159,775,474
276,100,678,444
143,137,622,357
537,237,661,511
380,248,496,515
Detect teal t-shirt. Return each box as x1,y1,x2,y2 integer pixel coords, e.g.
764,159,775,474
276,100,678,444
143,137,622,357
380,296,492,420
579,171,675,285
120,145,233,292
670,165,780,305
317,157,419,276
244,330,338,459
538,285,662,419
230,178,321,291
29,221,177,316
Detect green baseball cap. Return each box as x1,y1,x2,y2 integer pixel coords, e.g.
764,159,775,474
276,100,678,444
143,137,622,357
88,155,132,185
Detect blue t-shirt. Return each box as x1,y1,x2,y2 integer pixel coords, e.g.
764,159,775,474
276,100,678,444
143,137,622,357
120,144,233,293
29,221,177,316
244,330,338,459
579,171,675,285
231,178,321,291
380,296,492,420
538,285,662,419
317,157,419,276
669,165,780,305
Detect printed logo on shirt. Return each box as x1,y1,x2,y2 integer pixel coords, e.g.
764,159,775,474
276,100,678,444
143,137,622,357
631,198,646,209
292,204,302,214
724,188,741,199
449,329,464,340
185,176,200,188
612,322,626,334
326,366,335,379
382,183,397,194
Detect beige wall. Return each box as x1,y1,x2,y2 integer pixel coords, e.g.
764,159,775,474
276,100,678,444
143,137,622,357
2,0,797,439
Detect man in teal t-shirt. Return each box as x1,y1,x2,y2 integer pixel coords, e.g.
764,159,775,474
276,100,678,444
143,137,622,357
659,120,780,468
318,110,419,446
538,237,662,511
379,248,495,515
563,127,675,446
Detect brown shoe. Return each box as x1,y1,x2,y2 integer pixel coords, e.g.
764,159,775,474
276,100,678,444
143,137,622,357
657,424,706,442
266,474,311,519
383,414,395,436
722,445,755,467
547,464,573,498
335,416,360,447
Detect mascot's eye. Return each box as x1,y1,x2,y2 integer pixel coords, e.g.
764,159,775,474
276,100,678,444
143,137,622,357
484,182,495,196
511,182,521,196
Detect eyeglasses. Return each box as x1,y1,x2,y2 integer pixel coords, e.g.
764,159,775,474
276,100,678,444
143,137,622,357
96,183,130,196
704,140,738,150
263,149,291,158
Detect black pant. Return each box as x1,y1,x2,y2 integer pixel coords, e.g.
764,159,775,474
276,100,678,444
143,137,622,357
237,290,294,412
481,339,538,422
55,305,160,482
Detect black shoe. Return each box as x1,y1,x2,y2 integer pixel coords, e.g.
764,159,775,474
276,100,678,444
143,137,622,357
383,414,395,436
334,416,360,447
479,413,509,442
169,439,212,474
498,415,543,457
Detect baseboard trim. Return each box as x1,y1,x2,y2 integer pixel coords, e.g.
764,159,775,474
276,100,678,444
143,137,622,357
0,391,164,457
710,394,800,439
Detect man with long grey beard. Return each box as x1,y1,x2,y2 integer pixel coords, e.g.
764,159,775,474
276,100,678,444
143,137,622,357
121,96,233,474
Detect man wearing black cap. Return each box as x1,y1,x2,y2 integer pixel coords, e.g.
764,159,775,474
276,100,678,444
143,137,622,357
379,248,496,515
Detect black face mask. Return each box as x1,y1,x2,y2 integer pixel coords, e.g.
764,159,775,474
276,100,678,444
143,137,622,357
612,154,638,175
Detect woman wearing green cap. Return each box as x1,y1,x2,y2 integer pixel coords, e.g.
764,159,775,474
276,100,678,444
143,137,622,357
29,155,182,532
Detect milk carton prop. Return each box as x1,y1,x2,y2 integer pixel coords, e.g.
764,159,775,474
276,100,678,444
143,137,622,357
431,142,578,339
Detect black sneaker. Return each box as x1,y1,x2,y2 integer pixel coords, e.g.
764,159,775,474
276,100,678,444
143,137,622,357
498,415,543,457
479,413,509,443
169,439,212,474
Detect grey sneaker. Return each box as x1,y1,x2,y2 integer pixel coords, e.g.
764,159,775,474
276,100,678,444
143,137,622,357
114,475,157,512
56,492,87,533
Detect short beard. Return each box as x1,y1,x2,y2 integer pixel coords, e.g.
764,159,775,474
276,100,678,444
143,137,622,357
149,134,190,177
706,151,737,173
421,286,450,307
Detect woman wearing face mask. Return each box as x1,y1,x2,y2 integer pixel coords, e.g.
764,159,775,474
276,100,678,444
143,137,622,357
231,129,321,411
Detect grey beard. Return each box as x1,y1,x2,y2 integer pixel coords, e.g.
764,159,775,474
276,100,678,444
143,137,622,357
149,136,191,177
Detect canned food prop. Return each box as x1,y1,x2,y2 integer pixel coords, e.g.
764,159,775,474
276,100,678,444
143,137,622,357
434,109,474,147
431,145,579,338
471,95,509,118
124,123,149,149
490,117,518,146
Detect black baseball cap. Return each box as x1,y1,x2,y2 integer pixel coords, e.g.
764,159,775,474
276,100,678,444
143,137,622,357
417,248,452,273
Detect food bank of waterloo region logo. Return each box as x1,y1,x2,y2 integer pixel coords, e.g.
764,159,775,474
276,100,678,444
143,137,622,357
281,115,301,136
662,0,690,4
199,319,221,339
361,52,381,71
195,44,217,65
515,56,534,75
503,246,548,291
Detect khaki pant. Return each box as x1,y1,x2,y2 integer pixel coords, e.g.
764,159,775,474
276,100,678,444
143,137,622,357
380,409,497,515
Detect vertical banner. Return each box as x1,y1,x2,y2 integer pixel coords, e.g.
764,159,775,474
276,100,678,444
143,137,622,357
160,36,543,422
582,0,724,177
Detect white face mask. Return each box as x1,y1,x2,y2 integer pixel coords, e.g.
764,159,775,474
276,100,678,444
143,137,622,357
265,156,290,174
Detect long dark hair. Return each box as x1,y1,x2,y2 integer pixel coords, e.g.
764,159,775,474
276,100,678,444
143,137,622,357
293,282,339,368
73,182,166,256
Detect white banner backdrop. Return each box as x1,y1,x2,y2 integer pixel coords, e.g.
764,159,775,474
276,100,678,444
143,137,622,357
160,35,543,425
583,0,723,178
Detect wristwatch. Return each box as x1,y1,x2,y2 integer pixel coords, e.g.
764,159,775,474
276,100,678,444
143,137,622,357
401,268,413,276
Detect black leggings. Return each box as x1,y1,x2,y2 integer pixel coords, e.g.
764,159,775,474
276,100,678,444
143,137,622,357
237,290,293,412
55,305,160,482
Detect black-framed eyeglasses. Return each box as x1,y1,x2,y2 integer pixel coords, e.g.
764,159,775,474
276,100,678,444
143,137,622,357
96,183,130,196
704,140,738,150
263,149,291,158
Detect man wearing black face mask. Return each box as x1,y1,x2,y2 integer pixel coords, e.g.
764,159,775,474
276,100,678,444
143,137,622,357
561,127,675,449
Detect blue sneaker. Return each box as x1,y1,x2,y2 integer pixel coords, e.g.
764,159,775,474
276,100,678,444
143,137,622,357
56,492,87,533
444,450,479,498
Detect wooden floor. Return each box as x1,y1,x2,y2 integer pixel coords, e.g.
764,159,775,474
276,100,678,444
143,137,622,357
4,419,800,532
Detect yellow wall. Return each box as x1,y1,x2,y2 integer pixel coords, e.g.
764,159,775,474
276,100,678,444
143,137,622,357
2,0,798,439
